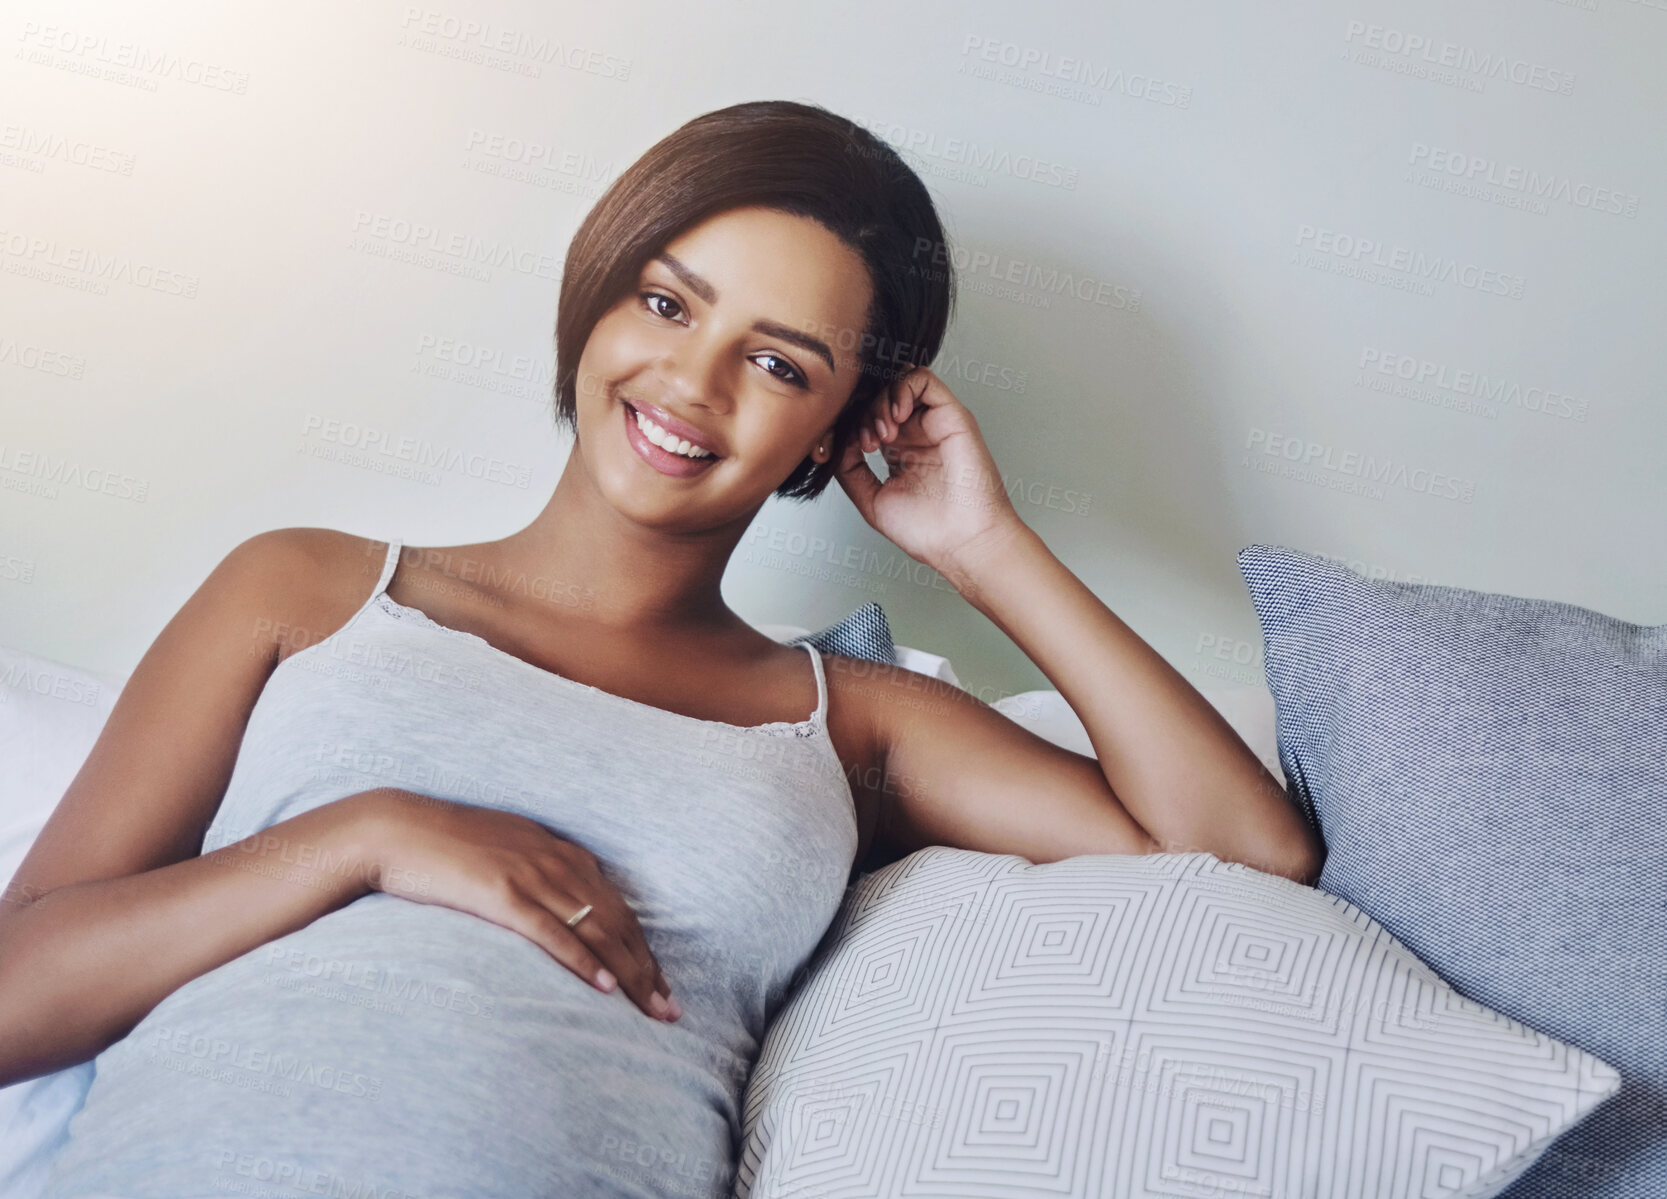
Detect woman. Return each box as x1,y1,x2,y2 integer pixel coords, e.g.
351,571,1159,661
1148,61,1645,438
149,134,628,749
1,100,1322,1197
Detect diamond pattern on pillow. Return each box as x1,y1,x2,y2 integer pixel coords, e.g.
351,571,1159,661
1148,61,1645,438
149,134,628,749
736,848,1620,1199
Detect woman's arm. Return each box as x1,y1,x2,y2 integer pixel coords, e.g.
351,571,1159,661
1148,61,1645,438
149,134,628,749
0,529,393,1087
0,795,382,1087
837,366,1324,885
0,527,680,1088
0,784,686,1088
941,519,1324,883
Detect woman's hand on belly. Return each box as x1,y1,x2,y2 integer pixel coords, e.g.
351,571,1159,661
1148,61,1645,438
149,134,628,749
352,787,683,1023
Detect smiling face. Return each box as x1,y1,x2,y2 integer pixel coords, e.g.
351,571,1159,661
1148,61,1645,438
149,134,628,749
572,204,875,531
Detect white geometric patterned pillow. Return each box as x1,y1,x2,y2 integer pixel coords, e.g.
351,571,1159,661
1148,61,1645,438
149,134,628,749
737,848,1621,1199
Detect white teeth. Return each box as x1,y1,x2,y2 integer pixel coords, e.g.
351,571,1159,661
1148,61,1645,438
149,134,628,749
633,408,714,459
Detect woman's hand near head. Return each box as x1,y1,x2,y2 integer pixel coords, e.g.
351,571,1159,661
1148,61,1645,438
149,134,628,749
349,788,681,1023
834,366,1026,577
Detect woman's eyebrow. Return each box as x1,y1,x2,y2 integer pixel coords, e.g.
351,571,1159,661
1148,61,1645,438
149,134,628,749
652,252,837,376
653,252,718,304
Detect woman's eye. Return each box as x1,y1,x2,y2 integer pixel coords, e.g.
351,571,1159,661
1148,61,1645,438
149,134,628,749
756,353,806,387
640,291,805,387
642,291,683,321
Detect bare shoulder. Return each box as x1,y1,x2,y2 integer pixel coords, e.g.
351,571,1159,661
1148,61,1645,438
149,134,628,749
821,652,987,732
237,526,383,588
246,530,386,650
0,528,390,920
823,652,1009,774
230,527,390,665
817,652,988,866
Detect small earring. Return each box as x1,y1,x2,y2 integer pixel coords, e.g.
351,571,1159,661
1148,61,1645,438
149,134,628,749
816,439,828,459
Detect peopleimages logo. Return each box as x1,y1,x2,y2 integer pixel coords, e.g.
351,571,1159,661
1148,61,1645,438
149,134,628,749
0,227,201,298
911,236,1143,311
1245,428,1478,503
1357,348,1589,422
0,337,86,379
0,443,149,503
350,211,561,283
464,129,612,176
1342,22,1576,95
852,114,1081,190
0,123,135,175
1295,225,1526,299
411,332,554,404
958,35,1193,108
17,22,252,93
298,414,532,490
1408,144,1639,218
396,8,631,80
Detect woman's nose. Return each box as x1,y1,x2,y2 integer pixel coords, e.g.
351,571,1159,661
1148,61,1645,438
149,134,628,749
660,338,735,414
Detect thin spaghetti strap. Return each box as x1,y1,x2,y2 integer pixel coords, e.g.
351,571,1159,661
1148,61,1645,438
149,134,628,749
328,538,405,640
802,642,829,725
372,538,403,600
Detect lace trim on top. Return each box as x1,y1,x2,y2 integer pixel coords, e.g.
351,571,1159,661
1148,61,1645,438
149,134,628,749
372,593,823,737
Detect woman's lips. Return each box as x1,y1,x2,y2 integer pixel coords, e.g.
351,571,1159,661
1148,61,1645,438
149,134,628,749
622,401,721,478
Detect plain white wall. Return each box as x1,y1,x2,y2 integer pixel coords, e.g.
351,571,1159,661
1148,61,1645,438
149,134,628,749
2,0,1662,706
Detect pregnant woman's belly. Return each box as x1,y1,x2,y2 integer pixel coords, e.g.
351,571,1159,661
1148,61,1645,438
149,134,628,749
41,895,745,1199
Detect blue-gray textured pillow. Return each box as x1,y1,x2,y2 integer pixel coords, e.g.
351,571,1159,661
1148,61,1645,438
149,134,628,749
783,601,897,666
1237,543,1666,1199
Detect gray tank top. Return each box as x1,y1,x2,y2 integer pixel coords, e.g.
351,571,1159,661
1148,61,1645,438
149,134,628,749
42,537,860,1199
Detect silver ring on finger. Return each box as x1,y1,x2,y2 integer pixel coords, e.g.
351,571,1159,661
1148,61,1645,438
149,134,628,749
565,902,594,929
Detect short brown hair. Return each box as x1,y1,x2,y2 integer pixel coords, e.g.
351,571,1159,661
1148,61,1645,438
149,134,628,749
553,100,956,502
